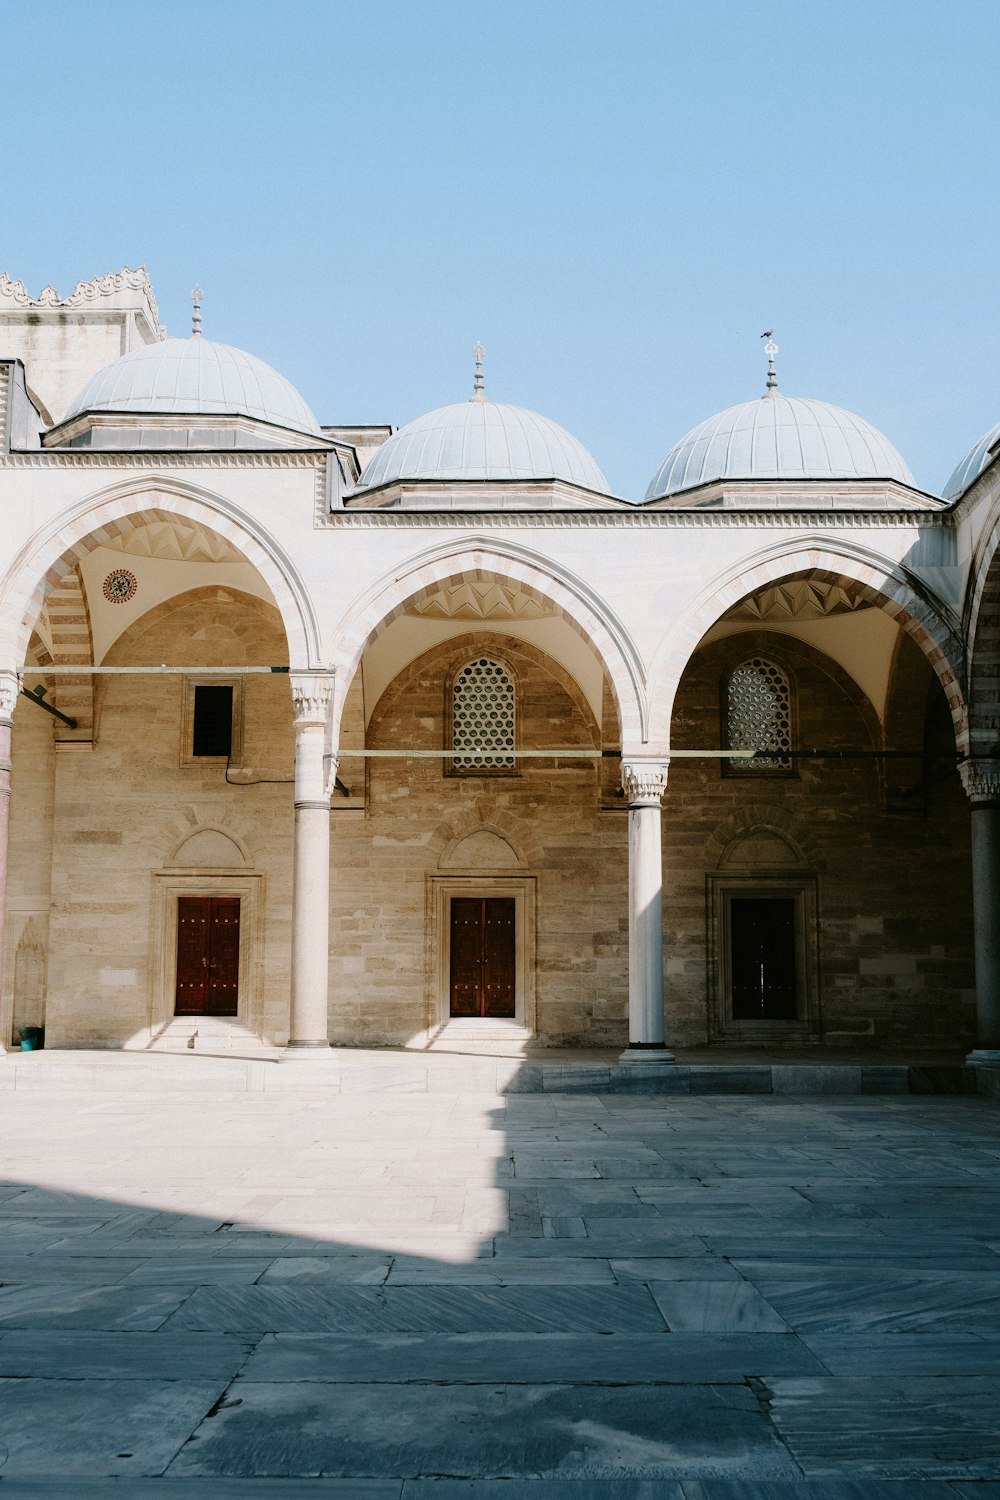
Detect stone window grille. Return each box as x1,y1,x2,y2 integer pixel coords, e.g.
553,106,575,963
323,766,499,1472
452,657,516,772
725,657,792,771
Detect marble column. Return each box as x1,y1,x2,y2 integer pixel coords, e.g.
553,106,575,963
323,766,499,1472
0,671,19,1055
620,759,674,1064
287,673,334,1050
963,761,1000,1063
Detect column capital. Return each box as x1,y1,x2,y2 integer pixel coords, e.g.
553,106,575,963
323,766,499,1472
621,758,669,807
290,671,334,727
0,670,20,724
960,759,1000,804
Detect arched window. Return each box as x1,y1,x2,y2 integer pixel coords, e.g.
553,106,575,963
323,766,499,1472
452,657,516,772
725,657,792,771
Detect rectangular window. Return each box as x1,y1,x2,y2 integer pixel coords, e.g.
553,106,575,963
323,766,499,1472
192,685,233,758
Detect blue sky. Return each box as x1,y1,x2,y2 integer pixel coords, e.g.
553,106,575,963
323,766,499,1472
4,0,999,498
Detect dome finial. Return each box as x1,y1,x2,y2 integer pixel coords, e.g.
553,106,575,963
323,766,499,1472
760,331,779,397
471,341,486,402
191,285,204,338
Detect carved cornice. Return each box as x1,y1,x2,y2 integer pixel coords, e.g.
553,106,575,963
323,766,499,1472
316,508,957,531
0,266,163,333
961,761,1000,803
290,673,334,725
0,450,327,472
621,759,669,806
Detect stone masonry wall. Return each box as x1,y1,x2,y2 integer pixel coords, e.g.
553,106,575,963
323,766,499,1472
29,588,295,1047
665,629,974,1049
328,632,630,1046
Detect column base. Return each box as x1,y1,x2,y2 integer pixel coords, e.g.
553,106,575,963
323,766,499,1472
967,1048,1000,1066
618,1044,676,1066
283,1040,331,1057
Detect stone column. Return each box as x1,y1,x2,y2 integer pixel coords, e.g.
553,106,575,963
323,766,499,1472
0,671,19,1054
620,759,674,1064
287,673,334,1051
962,762,1000,1063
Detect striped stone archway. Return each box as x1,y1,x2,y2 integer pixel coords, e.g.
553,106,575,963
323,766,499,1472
30,563,96,740
647,540,967,753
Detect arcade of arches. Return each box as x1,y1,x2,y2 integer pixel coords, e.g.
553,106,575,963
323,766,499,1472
2,265,1000,1066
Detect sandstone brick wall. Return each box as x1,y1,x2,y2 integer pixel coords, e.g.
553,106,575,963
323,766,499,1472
329,632,629,1046
11,588,295,1048
6,602,975,1053
665,629,974,1048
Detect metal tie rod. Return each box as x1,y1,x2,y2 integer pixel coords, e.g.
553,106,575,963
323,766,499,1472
30,665,291,674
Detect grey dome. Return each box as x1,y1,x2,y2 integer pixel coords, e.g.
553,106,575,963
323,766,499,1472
943,420,1000,500
63,336,322,436
646,393,915,499
358,398,609,492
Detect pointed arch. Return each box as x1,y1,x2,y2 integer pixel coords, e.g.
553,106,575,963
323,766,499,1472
964,509,1000,760
0,475,320,669
647,537,967,752
328,536,648,749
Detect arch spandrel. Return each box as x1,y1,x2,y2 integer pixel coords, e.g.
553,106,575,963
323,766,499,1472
647,540,967,755
963,509,1000,762
327,538,649,752
0,477,320,672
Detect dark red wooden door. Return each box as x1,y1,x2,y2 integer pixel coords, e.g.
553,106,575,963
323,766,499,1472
450,898,515,1018
175,896,240,1016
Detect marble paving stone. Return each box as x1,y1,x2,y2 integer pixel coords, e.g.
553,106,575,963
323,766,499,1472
765,1374,1000,1477
0,1485,401,1497
165,1282,667,1334
799,1332,1000,1375
0,1376,223,1476
240,1331,828,1384
256,1256,392,1284
166,1380,798,1479
493,1234,713,1259
0,1255,142,1283
612,1259,744,1283
0,1329,255,1379
649,1283,790,1333
750,1274,1000,1334
119,1260,274,1285
384,1257,615,1283
0,1282,190,1330
400,1483,960,1499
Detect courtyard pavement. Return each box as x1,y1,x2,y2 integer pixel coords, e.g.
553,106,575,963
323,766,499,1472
0,1057,999,1496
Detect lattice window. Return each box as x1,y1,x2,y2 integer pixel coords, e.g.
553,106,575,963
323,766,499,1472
452,657,516,771
726,658,792,771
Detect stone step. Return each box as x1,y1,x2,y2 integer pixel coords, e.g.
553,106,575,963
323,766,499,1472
0,1047,985,1097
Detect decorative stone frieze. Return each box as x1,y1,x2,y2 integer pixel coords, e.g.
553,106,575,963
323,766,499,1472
317,509,956,531
621,759,669,806
0,267,163,332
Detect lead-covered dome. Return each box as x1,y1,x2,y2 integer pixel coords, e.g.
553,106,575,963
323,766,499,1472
646,392,916,500
943,420,1000,500
357,397,609,492
63,336,322,436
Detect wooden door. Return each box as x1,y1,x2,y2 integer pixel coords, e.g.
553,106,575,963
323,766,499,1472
175,896,241,1016
730,896,796,1020
449,897,516,1018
